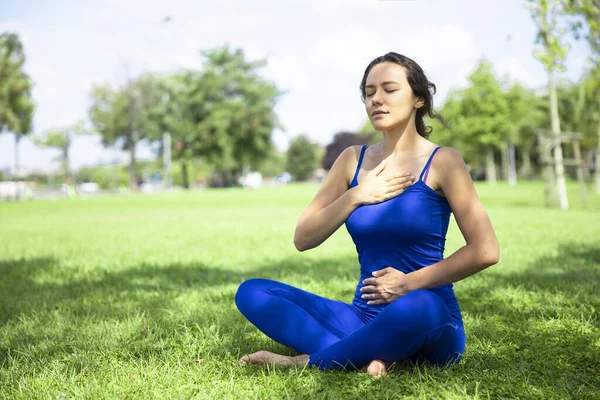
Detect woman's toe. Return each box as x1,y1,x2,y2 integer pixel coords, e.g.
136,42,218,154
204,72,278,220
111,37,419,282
238,355,250,366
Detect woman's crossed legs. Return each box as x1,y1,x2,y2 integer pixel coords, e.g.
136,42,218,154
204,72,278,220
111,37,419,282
235,278,465,376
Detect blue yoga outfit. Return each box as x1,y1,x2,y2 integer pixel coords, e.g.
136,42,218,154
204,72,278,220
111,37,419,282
235,145,466,370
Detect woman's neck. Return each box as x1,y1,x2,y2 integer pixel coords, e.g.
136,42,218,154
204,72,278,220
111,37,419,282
379,119,425,158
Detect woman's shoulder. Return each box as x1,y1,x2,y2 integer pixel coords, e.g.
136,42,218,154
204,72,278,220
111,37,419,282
332,145,368,184
431,146,469,182
433,146,465,166
341,144,370,164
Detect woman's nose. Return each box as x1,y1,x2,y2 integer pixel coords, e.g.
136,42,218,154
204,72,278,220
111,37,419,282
371,92,383,106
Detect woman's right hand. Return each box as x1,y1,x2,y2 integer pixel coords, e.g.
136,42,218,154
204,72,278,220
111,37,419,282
353,159,415,206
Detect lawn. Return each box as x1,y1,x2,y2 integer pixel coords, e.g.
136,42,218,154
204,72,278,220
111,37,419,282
0,181,599,399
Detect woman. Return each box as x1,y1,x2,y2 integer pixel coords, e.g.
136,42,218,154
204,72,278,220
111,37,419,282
235,52,499,377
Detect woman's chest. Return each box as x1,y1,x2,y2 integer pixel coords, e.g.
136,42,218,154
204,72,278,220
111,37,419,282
345,187,447,242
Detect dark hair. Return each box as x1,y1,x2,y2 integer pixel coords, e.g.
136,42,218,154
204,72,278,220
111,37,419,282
359,52,446,138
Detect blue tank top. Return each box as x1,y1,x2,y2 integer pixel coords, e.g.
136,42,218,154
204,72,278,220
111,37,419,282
345,145,463,326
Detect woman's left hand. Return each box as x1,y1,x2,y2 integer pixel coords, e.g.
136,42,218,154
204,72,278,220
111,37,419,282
361,267,411,305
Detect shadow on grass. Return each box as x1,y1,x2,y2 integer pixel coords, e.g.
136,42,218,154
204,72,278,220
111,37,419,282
449,242,600,398
459,242,600,316
0,254,358,318
0,254,358,365
1,243,598,398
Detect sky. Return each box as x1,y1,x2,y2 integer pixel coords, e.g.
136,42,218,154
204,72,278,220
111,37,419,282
0,0,592,174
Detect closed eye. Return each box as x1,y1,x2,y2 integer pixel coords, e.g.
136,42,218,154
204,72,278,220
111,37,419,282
365,90,396,97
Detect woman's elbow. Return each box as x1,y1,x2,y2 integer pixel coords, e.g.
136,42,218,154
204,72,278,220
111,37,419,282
294,235,307,252
293,227,308,252
481,242,500,266
486,252,500,267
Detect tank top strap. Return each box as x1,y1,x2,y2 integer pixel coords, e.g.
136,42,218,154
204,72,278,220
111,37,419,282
351,145,368,185
419,146,443,183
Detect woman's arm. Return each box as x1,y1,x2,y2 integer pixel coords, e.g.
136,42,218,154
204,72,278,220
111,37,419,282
405,147,499,291
293,146,361,252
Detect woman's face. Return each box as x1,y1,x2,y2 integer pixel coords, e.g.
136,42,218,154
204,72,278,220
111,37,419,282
364,62,423,131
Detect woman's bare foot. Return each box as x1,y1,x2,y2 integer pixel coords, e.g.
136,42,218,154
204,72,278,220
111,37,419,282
361,359,390,378
238,350,309,368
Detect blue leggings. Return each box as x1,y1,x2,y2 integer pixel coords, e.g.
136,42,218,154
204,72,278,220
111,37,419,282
235,278,466,370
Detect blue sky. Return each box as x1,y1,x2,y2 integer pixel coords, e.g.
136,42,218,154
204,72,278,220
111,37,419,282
0,0,591,174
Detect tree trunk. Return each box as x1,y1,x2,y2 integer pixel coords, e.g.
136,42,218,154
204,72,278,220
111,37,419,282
129,143,137,191
14,133,21,178
549,70,569,209
63,145,71,180
573,140,587,206
520,148,532,180
583,149,593,180
486,148,497,184
501,145,509,181
508,142,517,186
163,132,172,189
539,132,558,207
182,161,190,189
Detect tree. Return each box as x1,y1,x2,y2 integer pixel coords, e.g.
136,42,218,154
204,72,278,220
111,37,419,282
556,76,598,151
446,61,512,184
32,121,87,179
565,0,600,193
256,147,286,178
89,73,164,189
322,131,371,170
0,33,35,177
526,0,574,209
180,45,284,186
158,71,197,188
286,135,319,181
428,91,479,165
505,82,548,182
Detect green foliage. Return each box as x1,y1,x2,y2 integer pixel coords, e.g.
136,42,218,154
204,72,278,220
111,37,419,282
286,135,319,181
89,73,168,188
21,171,65,186
76,164,131,189
526,0,573,72
564,0,600,151
76,159,214,189
565,0,600,53
431,61,511,167
89,74,165,150
505,82,548,149
89,45,284,187
429,92,465,148
0,32,35,137
556,77,599,148
174,45,283,183
32,121,88,176
460,61,512,149
255,148,286,178
170,159,212,187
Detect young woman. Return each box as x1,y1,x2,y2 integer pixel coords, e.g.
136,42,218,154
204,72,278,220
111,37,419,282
235,52,499,377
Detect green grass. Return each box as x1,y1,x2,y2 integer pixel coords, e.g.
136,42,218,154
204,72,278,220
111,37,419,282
0,181,599,399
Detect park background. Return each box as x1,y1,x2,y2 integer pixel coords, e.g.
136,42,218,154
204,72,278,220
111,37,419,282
1,0,599,399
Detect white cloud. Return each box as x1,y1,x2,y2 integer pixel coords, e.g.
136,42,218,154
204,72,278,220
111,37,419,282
308,25,388,75
496,58,539,87
265,54,313,94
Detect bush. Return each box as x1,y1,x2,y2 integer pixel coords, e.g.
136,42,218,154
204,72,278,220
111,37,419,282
286,135,319,181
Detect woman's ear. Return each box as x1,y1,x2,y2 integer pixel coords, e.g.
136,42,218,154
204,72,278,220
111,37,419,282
415,97,425,109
